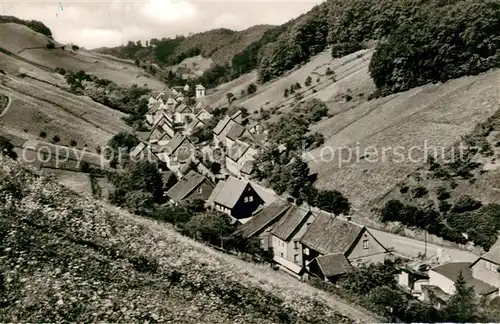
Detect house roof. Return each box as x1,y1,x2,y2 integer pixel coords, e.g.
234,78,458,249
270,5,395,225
130,142,146,158
238,199,292,238
176,104,192,114
226,123,246,141
315,253,352,278
231,110,242,120
212,176,257,209
431,262,473,281
270,205,311,241
241,160,255,175
227,140,250,162
431,262,498,296
166,97,177,105
149,101,162,113
160,134,191,156
206,180,225,206
213,115,232,135
300,212,364,255
196,84,205,90
167,170,212,202
480,245,500,265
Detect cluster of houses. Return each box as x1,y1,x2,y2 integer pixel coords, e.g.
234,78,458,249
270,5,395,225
129,84,500,310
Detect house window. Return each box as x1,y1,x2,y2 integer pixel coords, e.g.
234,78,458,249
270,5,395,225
486,262,493,271
244,196,254,203
280,252,284,257
294,254,299,263
306,222,312,227
363,239,369,250
303,247,310,256
197,187,203,194
294,240,299,249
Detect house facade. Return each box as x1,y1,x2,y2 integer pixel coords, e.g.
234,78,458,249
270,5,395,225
270,206,316,277
471,245,500,291
238,199,292,251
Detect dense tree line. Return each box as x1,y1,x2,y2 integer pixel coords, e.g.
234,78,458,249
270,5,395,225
379,198,500,250
0,15,52,38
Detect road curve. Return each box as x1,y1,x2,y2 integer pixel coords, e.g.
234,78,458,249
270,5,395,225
369,227,479,263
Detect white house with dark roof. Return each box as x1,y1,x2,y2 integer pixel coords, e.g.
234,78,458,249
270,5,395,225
300,211,389,281
270,205,316,277
195,84,206,98
213,115,237,146
421,240,500,306
206,176,264,222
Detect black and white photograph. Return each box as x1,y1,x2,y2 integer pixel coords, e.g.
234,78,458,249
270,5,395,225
0,0,499,322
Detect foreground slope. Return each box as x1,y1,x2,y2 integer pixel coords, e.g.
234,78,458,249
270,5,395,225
0,159,377,323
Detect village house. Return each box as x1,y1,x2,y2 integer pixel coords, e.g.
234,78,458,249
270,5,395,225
195,106,212,121
195,84,206,98
237,199,293,251
213,115,238,146
225,123,246,149
156,134,197,175
421,244,500,307
269,205,316,277
471,243,500,292
226,139,258,178
183,84,190,92
148,112,175,143
174,103,195,125
240,160,255,180
300,212,389,282
206,176,264,222
166,170,215,203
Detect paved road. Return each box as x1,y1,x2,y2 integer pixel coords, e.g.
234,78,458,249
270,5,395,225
370,227,479,263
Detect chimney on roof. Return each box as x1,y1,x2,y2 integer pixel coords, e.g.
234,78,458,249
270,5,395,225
345,215,352,221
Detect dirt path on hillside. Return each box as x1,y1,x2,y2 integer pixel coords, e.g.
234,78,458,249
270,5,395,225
0,92,12,118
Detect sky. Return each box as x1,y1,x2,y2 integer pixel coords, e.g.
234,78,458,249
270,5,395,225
0,0,323,49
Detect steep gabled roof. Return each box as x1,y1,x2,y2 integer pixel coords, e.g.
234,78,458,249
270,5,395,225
161,134,192,156
238,199,292,238
227,140,250,162
213,115,232,135
479,245,500,265
315,253,352,278
300,212,364,255
226,123,246,141
206,180,225,207
270,205,311,241
196,84,205,90
130,142,146,158
241,160,255,175
212,176,260,209
167,170,213,202
176,104,192,114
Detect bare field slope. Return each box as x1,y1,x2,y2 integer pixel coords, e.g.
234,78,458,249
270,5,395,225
0,74,130,149
206,48,499,212
0,23,165,89
307,69,500,210
0,158,377,323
